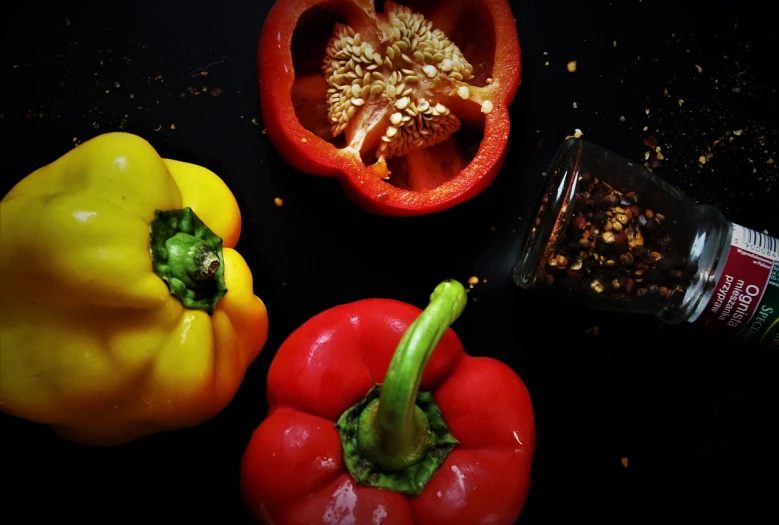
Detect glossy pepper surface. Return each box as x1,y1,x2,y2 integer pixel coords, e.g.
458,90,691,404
241,281,535,524
257,0,521,216
0,132,269,446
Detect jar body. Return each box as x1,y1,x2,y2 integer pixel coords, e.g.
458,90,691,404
514,138,732,324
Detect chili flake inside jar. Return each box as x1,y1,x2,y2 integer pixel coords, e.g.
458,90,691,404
533,174,696,305
515,138,705,319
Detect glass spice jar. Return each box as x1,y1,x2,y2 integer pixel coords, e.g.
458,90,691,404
514,138,779,350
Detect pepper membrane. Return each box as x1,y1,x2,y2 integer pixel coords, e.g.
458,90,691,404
257,0,521,216
240,281,535,524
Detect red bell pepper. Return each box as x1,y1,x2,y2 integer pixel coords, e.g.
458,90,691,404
257,0,522,216
240,280,535,524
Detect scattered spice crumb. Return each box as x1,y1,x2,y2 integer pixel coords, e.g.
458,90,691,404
768,158,774,165
274,197,284,207
566,60,577,73
301,137,308,143
153,125,161,132
678,98,684,106
251,118,260,126
698,155,707,165
619,116,625,122
544,61,549,67
170,124,176,130
621,457,628,468
467,276,479,286
695,64,703,73
199,71,209,77
584,326,600,336
613,41,617,47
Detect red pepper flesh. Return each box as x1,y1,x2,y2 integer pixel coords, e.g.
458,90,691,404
257,0,522,216
240,281,536,524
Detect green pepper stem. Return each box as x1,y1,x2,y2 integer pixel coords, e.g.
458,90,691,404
192,246,221,282
165,232,220,285
358,280,467,472
149,208,228,315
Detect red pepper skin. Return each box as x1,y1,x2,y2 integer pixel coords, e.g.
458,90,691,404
240,298,535,524
256,0,522,217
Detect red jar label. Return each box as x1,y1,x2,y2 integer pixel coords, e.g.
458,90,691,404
700,223,779,349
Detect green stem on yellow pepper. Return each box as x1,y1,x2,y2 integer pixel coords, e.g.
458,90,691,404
149,207,227,315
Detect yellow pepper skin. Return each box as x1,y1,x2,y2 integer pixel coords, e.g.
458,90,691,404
0,132,269,446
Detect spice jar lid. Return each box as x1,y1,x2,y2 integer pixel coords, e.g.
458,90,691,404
514,138,582,289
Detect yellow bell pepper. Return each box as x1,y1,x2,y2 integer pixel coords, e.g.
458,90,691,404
0,132,269,446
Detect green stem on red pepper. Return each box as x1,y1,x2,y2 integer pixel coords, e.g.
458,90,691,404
335,280,466,495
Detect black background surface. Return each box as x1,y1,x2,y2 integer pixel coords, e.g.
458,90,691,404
1,0,777,523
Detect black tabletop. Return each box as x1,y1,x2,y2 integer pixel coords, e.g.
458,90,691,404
1,0,777,523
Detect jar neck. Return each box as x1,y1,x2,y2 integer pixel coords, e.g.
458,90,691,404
659,205,732,325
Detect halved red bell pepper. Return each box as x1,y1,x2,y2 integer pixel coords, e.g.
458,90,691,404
240,280,535,524
257,0,522,216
